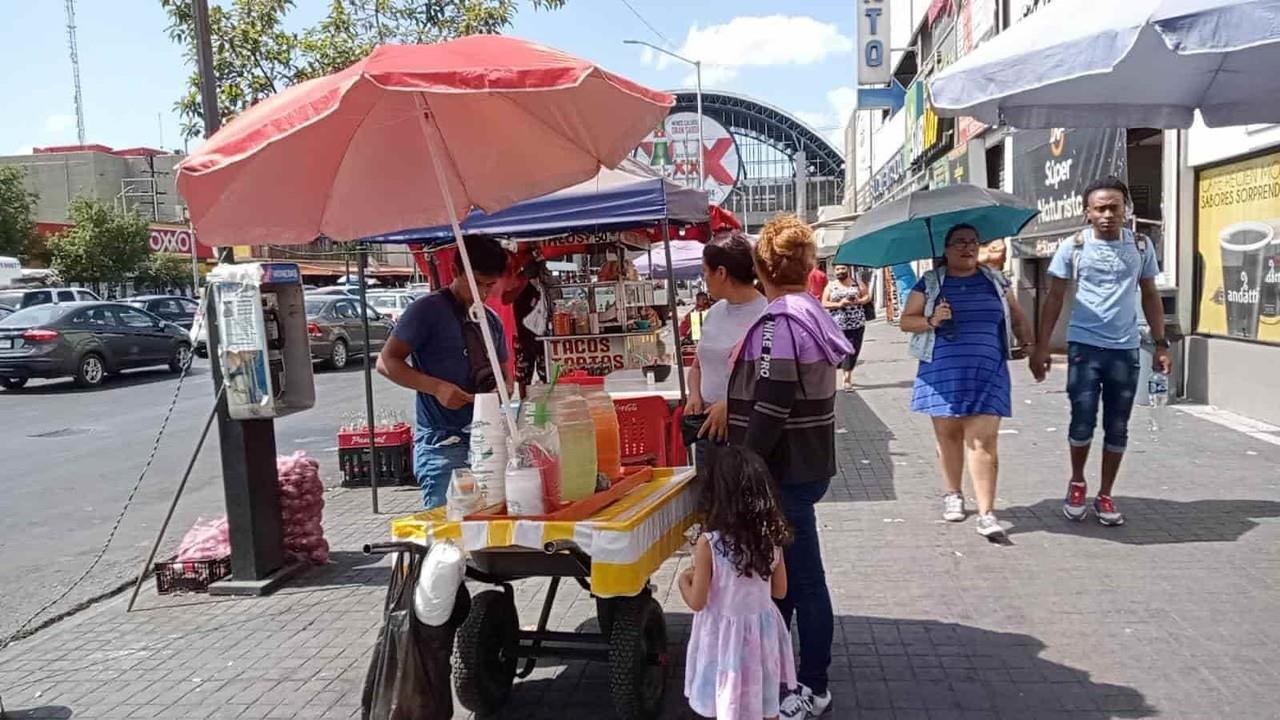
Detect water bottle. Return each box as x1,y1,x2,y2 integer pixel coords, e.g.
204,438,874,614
1147,371,1169,435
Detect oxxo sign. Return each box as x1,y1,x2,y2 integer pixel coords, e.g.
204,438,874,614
858,0,891,85
148,228,195,254
147,227,213,259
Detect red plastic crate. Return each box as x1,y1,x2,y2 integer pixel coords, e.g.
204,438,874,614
337,422,413,450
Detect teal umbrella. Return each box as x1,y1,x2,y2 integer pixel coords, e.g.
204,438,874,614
834,184,1038,268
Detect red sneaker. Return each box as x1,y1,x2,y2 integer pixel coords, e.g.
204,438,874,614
1063,481,1088,522
1093,495,1125,526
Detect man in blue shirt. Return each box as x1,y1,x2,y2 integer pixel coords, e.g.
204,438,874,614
1029,177,1172,527
377,236,510,508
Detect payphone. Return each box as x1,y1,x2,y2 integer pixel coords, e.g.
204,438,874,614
206,262,315,419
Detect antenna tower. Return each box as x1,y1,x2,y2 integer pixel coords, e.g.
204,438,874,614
65,0,86,144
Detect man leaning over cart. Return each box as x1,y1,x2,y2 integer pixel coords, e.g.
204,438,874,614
377,235,512,509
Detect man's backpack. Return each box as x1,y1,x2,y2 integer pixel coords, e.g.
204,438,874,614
1069,229,1150,281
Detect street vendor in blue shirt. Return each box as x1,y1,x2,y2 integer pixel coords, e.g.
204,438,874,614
377,236,512,509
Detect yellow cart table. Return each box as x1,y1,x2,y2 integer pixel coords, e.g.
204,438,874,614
379,467,697,719
390,466,696,598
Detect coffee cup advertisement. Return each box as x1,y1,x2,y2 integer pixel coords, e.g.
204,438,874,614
1195,151,1280,343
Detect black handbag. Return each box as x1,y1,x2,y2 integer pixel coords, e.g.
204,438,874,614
681,412,708,447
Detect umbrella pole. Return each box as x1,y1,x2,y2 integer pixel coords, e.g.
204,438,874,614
660,220,687,404
415,94,518,438
357,244,380,514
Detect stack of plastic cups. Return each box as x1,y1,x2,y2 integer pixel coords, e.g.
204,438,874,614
469,393,507,510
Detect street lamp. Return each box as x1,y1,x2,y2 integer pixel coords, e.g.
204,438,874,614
624,39,705,190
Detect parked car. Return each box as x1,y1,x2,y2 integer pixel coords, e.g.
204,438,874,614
307,286,360,298
0,304,13,321
0,287,100,309
0,302,193,389
304,295,392,370
123,295,201,331
366,291,418,324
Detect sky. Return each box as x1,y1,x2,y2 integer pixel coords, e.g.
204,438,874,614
0,0,858,156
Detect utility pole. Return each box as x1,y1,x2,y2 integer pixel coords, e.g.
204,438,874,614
191,0,293,595
64,0,86,144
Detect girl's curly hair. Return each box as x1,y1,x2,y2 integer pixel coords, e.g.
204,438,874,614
696,446,792,579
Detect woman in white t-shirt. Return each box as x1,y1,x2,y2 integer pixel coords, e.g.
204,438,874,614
686,233,767,461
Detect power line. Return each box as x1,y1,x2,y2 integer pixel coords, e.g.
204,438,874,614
616,0,676,49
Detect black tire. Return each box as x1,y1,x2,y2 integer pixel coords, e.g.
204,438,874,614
607,594,668,720
454,589,519,716
327,338,349,370
0,377,27,390
169,342,193,372
74,353,107,388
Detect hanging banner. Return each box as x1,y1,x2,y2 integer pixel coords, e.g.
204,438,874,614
858,0,892,85
1010,128,1127,257
1194,150,1280,344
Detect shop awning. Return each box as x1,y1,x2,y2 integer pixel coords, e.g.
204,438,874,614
360,159,710,245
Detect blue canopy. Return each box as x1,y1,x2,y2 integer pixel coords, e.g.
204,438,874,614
362,159,710,245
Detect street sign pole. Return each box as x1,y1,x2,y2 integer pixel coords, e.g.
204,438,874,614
191,0,295,595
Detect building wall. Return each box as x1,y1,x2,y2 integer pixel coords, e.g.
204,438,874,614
1184,336,1280,426
0,149,186,225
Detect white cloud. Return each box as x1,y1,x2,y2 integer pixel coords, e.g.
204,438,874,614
797,86,859,153
638,45,655,65
658,15,852,87
43,114,75,134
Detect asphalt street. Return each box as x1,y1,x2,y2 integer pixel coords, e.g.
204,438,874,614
0,357,415,641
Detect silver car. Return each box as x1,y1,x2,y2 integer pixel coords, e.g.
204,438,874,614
304,296,393,370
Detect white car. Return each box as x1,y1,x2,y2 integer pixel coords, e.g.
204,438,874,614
366,291,419,324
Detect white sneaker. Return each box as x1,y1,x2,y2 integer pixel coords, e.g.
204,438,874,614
780,684,832,719
976,512,1006,538
942,492,966,522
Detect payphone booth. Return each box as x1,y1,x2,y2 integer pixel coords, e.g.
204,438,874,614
205,262,315,594
208,262,315,419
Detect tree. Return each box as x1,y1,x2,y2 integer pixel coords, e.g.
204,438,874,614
48,198,151,286
136,252,195,292
161,0,568,139
0,165,37,259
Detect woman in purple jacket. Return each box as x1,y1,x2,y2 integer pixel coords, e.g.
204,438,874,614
726,214,852,719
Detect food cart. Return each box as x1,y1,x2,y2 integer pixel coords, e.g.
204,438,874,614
378,465,696,719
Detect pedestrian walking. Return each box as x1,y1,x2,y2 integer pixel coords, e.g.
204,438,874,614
726,214,851,719
806,260,828,300
821,264,871,391
901,224,1032,538
685,232,766,465
377,235,512,509
1028,177,1171,526
681,446,796,720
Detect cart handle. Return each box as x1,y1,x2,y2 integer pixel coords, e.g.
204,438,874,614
363,542,426,556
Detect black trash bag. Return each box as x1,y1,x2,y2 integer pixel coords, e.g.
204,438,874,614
362,547,471,720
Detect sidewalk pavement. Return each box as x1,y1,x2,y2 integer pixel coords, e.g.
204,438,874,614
2,321,1279,719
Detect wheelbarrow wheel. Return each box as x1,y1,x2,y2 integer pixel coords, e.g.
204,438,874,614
454,589,518,715
607,595,668,720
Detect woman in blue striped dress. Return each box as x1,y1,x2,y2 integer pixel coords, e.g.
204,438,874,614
900,224,1032,538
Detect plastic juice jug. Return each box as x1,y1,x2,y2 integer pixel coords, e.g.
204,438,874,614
521,386,597,502
548,386,598,501
561,375,622,481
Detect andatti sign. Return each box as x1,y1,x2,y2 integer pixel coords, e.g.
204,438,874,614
858,0,892,85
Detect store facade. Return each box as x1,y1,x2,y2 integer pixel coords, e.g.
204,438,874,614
1180,124,1280,425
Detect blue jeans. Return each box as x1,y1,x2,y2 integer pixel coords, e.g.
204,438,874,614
774,478,833,695
413,432,469,509
1067,342,1141,454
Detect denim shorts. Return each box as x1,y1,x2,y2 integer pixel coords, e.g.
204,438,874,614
1066,342,1141,453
